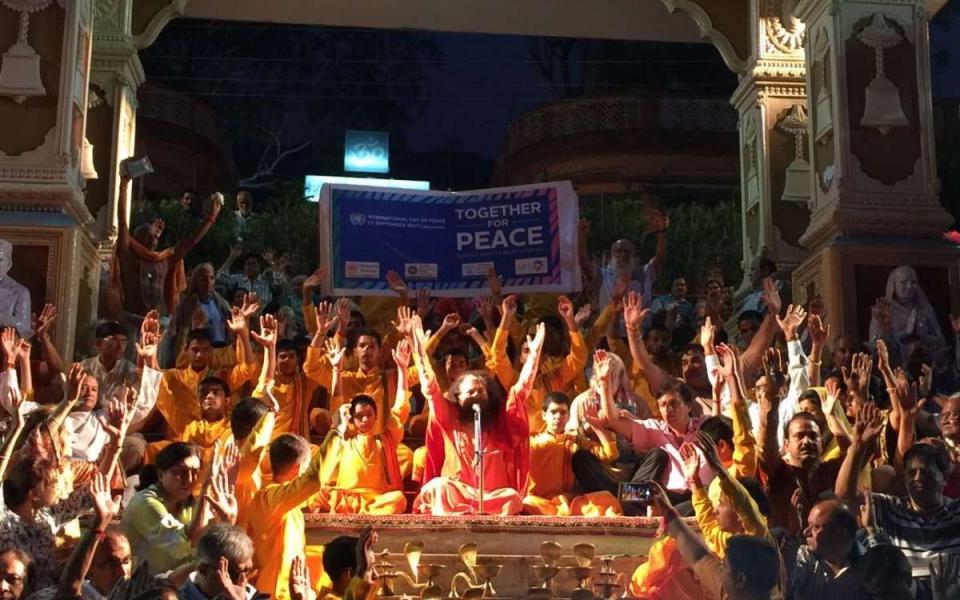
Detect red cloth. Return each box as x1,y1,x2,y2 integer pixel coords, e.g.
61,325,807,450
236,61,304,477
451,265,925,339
420,376,529,492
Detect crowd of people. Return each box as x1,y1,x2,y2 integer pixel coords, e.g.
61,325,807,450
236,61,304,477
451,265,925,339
0,176,958,600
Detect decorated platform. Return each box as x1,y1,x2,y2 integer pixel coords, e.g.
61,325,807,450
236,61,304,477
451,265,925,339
305,514,666,598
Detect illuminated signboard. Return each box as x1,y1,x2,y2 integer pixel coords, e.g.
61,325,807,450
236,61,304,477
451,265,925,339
344,130,389,174
304,175,430,201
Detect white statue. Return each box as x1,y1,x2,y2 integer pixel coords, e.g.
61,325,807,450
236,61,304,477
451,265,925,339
0,239,31,337
869,265,945,360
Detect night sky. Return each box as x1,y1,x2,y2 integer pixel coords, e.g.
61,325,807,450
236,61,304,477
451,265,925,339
140,5,960,192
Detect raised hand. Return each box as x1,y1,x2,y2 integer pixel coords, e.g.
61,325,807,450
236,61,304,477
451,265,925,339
441,312,461,331
90,471,121,525
335,297,351,330
289,555,316,600
593,349,612,383
842,353,873,398
762,347,786,391
227,307,249,335
0,328,16,367
240,292,261,320
412,289,431,319
775,304,808,341
251,313,278,348
391,305,416,337
315,301,339,334
486,266,503,299
760,277,782,317
227,243,243,261
876,338,892,376
623,291,649,332
208,192,224,218
385,270,408,296
207,468,238,524
574,303,592,329
853,402,885,447
501,294,518,321
66,363,85,401
679,442,701,487
808,313,830,347
892,367,920,414
696,430,726,474
135,331,159,364
929,553,960,600
871,297,892,332
823,378,842,416
213,557,244,600
99,394,131,442
715,343,737,380
699,315,716,351
323,337,346,368
356,527,379,584
16,340,29,363
392,338,412,371
32,303,57,340
303,267,326,292
526,322,547,360
919,364,933,398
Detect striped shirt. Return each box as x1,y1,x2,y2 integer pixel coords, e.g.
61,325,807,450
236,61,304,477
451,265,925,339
790,545,869,600
872,493,960,577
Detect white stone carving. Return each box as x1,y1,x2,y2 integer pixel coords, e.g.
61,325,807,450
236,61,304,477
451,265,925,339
0,0,54,103
776,104,811,205
857,12,909,134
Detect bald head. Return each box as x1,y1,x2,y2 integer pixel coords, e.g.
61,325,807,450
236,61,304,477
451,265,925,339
804,499,857,566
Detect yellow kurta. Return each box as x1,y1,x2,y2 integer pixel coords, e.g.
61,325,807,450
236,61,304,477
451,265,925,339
156,357,257,437
182,417,232,466
264,375,319,439
524,430,621,517
233,410,275,530
303,347,398,436
488,328,587,433
247,447,324,600
324,391,409,515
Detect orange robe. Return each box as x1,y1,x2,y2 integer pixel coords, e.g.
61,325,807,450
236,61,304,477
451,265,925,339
303,347,413,478
155,356,257,437
322,390,410,515
488,327,587,433
412,374,528,516
233,410,275,530
523,430,622,517
246,446,324,600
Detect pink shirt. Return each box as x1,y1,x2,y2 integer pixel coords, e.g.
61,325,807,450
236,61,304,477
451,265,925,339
627,416,715,492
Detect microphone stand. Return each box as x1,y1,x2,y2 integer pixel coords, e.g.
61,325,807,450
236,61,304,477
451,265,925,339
472,404,486,515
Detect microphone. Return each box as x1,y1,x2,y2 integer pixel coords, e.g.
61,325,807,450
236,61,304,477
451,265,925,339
472,403,482,415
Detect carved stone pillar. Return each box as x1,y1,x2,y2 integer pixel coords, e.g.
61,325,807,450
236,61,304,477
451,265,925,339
792,0,958,340
87,0,142,263
0,0,100,360
730,0,809,299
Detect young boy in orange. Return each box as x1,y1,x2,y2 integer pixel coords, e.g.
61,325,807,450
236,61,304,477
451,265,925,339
246,433,324,600
523,392,622,516
321,339,411,515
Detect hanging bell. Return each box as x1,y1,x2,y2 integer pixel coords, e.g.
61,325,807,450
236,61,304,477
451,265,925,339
0,41,45,103
861,75,908,134
781,158,811,204
80,138,98,180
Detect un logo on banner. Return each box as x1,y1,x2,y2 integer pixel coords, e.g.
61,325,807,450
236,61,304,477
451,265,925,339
349,213,366,226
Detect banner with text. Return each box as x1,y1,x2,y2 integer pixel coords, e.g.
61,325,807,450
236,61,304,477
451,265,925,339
319,182,581,297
